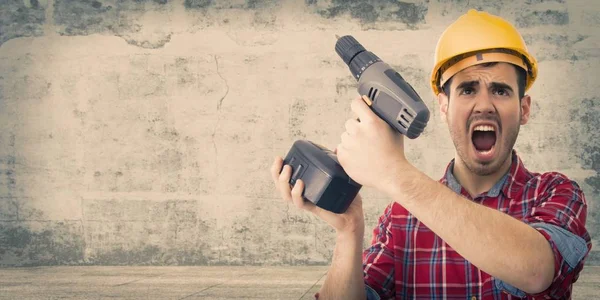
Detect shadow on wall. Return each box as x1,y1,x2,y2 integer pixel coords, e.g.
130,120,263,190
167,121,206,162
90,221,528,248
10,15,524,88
570,97,600,266
0,0,45,45
0,0,432,49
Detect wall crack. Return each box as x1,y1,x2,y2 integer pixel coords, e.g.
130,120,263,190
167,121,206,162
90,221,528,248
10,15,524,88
214,55,229,111
211,55,229,183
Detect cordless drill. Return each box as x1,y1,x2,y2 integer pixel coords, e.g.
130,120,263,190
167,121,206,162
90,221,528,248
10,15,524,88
282,35,430,214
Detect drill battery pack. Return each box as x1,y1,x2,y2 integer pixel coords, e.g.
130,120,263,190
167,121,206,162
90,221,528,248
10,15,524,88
283,140,361,214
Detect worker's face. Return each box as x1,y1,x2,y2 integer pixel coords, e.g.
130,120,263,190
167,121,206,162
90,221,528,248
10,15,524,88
438,63,531,176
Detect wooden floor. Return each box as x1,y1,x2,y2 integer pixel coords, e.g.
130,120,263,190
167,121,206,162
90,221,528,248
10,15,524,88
0,266,598,299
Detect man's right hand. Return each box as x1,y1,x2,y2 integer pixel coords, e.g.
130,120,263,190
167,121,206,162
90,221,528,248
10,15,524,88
269,155,365,236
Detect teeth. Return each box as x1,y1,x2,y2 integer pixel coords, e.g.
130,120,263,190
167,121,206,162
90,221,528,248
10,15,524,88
478,148,494,154
474,125,495,132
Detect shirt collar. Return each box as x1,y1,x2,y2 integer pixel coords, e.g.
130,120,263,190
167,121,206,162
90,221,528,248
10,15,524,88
501,150,530,199
442,150,528,198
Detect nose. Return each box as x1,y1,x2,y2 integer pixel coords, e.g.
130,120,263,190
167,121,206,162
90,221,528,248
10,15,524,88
473,90,496,115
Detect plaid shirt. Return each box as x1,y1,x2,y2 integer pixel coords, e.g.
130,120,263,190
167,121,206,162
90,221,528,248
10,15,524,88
360,150,591,299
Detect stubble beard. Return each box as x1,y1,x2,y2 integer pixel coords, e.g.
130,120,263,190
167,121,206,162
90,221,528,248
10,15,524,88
448,117,520,176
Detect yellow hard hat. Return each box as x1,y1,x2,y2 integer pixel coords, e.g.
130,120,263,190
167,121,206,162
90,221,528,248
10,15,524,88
430,9,538,95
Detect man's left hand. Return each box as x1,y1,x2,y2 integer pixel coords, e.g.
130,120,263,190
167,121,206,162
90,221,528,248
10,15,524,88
336,96,407,193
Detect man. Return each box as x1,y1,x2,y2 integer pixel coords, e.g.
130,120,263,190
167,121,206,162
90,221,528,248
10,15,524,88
270,9,591,299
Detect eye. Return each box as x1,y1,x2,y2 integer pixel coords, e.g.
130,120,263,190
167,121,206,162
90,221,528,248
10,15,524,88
460,88,474,95
494,88,510,97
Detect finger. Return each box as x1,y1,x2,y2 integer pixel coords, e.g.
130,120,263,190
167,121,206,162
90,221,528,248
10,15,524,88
333,147,337,154
270,156,283,183
291,180,318,212
351,96,376,124
290,179,305,208
336,143,346,165
277,165,293,202
352,97,362,122
344,118,360,135
336,143,346,153
340,130,358,149
340,131,350,146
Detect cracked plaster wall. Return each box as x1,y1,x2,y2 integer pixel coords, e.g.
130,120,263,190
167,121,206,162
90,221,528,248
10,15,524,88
0,0,599,266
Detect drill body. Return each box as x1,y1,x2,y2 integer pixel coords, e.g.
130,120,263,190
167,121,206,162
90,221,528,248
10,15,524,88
336,35,430,138
282,35,430,214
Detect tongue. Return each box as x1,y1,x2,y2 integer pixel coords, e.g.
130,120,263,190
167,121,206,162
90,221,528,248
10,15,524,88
472,131,496,151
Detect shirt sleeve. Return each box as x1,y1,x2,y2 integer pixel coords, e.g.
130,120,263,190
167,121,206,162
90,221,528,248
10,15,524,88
362,203,396,299
496,175,591,298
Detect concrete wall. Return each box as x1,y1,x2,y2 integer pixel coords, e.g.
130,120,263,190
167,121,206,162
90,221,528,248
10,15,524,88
0,0,598,266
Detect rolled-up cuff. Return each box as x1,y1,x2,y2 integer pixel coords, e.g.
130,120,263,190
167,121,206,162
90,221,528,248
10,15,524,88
495,222,588,297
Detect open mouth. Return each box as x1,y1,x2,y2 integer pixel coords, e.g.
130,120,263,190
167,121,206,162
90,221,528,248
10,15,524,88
471,124,497,156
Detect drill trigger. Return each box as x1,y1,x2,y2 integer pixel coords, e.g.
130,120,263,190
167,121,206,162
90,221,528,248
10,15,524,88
361,95,373,106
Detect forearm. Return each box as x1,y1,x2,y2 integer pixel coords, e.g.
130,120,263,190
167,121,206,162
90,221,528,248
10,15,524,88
318,231,367,300
385,166,554,293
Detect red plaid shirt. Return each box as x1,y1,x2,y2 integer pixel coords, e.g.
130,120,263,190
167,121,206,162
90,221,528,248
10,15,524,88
361,150,591,299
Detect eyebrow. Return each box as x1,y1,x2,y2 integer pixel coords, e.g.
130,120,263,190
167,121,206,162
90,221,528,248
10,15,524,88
455,80,514,93
455,80,479,92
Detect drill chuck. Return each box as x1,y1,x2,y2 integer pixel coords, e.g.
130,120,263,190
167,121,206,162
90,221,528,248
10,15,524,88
335,35,381,80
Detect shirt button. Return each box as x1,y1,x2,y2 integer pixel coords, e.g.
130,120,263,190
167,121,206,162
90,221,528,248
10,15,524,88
471,297,476,300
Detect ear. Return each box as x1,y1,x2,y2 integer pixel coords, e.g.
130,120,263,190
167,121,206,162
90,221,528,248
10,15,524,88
438,92,449,123
520,95,531,125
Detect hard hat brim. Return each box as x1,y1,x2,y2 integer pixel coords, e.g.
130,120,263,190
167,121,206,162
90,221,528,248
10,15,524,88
440,51,528,88
432,48,537,95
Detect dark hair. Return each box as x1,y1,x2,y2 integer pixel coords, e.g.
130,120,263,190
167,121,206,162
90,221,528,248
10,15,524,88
442,62,527,100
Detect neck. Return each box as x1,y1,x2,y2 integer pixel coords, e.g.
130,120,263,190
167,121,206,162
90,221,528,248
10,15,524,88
452,152,513,197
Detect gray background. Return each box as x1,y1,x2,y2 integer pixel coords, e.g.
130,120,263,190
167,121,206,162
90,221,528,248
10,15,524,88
0,0,598,267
